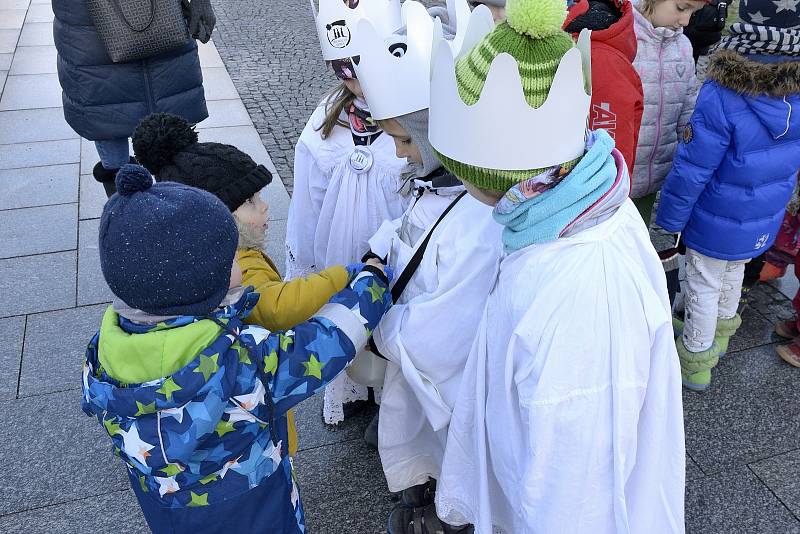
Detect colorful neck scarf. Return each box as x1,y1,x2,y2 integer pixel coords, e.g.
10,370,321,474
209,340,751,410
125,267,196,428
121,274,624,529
348,97,380,139
716,23,800,58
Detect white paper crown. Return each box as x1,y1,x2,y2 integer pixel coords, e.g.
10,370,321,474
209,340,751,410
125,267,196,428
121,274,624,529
429,29,593,171
354,0,494,121
310,0,403,60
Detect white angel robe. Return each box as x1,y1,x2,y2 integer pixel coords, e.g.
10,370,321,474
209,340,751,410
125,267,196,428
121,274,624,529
435,200,686,534
369,183,503,493
287,102,410,425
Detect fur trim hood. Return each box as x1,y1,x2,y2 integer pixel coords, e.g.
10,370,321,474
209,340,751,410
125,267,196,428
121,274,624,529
707,50,800,97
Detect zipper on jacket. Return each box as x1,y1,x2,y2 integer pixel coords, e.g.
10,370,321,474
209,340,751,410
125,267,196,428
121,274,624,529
142,58,155,114
647,41,665,195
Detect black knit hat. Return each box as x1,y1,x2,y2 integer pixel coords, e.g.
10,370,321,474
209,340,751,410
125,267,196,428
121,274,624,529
132,113,273,211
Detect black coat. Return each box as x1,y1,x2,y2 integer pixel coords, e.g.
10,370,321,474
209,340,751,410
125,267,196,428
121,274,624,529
53,0,208,141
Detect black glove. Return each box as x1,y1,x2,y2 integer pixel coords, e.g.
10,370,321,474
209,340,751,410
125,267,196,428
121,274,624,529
188,0,216,44
361,250,386,264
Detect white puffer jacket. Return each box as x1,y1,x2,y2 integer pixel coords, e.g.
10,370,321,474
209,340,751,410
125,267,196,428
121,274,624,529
631,8,698,198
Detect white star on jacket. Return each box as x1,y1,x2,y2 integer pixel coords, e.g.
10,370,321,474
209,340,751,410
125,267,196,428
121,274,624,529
121,424,156,465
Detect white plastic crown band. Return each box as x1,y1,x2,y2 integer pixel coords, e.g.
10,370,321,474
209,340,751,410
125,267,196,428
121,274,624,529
310,0,403,60
429,29,593,171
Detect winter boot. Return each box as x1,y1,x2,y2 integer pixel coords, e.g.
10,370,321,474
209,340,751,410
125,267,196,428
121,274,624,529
93,157,137,198
759,261,787,282
714,314,742,359
672,317,684,338
677,337,721,392
775,340,800,368
388,502,474,534
364,412,379,449
387,480,436,534
775,319,800,340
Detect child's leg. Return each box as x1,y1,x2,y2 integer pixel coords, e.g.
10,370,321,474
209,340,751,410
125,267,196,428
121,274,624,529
714,259,748,357
679,249,726,390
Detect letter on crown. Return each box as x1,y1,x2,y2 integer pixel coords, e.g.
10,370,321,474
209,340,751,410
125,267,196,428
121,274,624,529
310,0,403,60
354,0,493,121
429,30,593,171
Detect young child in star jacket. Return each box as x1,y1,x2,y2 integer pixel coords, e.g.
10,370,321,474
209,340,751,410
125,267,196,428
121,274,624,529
656,0,800,391
82,165,391,534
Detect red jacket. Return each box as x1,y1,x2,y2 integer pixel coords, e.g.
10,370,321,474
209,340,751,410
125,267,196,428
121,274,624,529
564,0,644,175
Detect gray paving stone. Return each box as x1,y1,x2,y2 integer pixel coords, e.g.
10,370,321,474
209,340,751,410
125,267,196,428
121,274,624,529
197,98,252,129
295,437,393,534
263,176,290,222
0,54,9,69
0,138,79,170
24,2,53,23
0,69,7,97
727,306,777,355
265,218,287,278
17,22,53,46
80,136,100,175
0,72,62,110
9,44,56,74
0,315,24,400
0,28,20,53
0,107,76,144
0,9,26,29
683,344,800,474
0,250,76,318
201,66,240,100
78,173,106,220
0,0,29,10
686,467,800,534
18,303,106,397
0,203,77,258
772,274,800,303
750,449,800,518
0,389,129,515
77,218,113,306
293,392,379,452
687,454,705,482
197,40,223,68
747,281,796,324
0,489,149,534
0,163,78,210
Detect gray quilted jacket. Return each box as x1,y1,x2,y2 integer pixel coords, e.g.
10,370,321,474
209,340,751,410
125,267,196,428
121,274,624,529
631,8,698,198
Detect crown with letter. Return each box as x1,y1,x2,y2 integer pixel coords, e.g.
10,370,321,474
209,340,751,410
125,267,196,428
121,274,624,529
429,29,593,171
354,0,493,120
310,0,403,60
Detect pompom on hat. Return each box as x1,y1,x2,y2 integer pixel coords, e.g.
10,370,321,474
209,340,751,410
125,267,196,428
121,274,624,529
99,164,239,317
435,0,585,193
132,113,272,212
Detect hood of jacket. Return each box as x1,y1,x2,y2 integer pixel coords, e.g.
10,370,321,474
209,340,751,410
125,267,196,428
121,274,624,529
707,50,800,140
565,0,638,62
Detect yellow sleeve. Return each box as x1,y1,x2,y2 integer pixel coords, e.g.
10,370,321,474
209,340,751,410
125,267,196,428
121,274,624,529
238,248,349,331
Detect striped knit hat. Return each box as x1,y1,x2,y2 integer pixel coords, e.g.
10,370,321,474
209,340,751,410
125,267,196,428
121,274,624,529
436,0,580,192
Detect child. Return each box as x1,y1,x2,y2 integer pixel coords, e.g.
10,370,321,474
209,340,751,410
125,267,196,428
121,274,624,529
656,1,800,389
288,55,409,426
468,0,506,22
760,177,800,282
564,0,644,174
430,1,685,532
82,164,391,533
631,0,705,224
351,3,502,532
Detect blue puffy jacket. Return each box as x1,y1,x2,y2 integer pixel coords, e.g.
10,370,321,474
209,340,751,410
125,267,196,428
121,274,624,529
53,0,208,141
656,50,800,261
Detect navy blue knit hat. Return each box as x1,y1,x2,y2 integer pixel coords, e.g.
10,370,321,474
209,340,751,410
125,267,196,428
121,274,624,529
739,0,800,28
99,164,239,317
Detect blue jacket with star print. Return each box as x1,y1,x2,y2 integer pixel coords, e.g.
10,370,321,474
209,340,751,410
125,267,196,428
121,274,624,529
81,268,391,534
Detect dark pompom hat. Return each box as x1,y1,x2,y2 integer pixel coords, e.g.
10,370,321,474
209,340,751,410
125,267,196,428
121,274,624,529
132,113,273,211
99,164,239,317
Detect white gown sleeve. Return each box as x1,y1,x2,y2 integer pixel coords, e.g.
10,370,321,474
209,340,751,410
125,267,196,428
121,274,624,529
285,138,328,279
373,232,500,431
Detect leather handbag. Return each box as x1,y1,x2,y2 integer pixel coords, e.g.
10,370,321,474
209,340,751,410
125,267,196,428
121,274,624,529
86,0,191,63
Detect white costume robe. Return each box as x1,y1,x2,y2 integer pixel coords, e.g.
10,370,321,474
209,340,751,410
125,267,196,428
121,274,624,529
369,182,503,492
435,200,686,534
287,102,409,425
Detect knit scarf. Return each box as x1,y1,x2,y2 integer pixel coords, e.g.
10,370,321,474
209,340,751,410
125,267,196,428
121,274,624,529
493,130,618,252
347,97,380,140
716,23,800,57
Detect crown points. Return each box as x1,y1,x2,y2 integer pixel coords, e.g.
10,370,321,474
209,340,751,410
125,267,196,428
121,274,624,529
506,0,568,39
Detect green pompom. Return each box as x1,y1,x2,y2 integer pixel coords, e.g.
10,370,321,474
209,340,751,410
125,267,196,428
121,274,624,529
506,0,568,39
